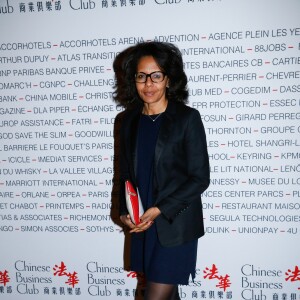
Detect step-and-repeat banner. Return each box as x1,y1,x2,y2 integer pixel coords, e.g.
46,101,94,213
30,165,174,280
0,0,299,299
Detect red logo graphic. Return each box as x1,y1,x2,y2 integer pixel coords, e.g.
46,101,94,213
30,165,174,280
285,266,300,290
0,270,10,287
203,264,231,291
127,271,146,287
53,262,79,288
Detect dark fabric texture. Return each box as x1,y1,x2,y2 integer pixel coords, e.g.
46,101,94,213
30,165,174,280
119,101,210,247
130,114,197,285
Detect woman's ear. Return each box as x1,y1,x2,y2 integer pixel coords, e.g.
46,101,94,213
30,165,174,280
166,79,170,88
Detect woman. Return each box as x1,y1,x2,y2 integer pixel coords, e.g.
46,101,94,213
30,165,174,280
113,42,210,300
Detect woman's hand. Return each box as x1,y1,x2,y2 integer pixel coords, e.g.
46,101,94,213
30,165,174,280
129,207,161,233
120,214,136,230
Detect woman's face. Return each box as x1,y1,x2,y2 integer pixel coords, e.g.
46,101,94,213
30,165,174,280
135,56,169,107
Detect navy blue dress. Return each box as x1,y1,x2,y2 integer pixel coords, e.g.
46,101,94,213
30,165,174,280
130,113,198,285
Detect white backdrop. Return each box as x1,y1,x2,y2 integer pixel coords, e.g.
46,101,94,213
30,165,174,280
0,0,299,299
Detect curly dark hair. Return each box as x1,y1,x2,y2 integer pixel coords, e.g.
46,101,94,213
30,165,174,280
113,42,188,108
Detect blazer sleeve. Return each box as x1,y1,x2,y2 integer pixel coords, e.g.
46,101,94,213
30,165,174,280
118,116,130,217
155,109,210,222
117,108,142,216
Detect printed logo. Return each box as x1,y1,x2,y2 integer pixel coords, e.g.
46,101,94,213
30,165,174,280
285,266,300,290
127,271,146,287
203,264,232,291
0,270,10,287
53,261,79,288
19,1,62,13
0,269,12,294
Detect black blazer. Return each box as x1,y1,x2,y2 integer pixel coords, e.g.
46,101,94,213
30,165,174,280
119,101,210,247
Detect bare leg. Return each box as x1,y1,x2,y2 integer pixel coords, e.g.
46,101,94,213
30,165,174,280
145,281,180,300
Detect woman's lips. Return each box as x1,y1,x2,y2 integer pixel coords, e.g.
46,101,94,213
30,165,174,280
144,91,155,96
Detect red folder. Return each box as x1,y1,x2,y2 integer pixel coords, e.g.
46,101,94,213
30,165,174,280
125,180,144,225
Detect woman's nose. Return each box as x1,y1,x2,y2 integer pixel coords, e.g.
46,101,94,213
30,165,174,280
145,76,153,86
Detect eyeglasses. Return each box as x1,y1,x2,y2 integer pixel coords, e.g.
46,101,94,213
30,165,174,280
135,71,166,83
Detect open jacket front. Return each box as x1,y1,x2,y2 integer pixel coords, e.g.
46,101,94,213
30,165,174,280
119,100,210,247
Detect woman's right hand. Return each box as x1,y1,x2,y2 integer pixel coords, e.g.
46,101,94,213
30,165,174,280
120,214,136,230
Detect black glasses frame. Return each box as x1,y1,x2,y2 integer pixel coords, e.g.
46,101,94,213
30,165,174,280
135,71,166,83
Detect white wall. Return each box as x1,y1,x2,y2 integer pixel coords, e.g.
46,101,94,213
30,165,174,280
0,0,299,299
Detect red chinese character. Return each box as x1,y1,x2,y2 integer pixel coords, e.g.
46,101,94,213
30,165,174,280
65,272,79,287
127,271,146,287
216,274,231,291
286,266,300,282
203,264,219,280
127,271,138,278
285,266,300,289
0,270,10,286
53,262,68,277
203,264,232,291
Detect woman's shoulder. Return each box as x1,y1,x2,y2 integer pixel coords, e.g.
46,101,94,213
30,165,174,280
122,106,141,119
118,106,141,132
172,101,201,118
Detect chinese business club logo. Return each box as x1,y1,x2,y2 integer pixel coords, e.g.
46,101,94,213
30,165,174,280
0,269,12,294
0,262,82,296
0,270,10,287
0,0,147,14
285,265,300,290
0,0,62,14
127,271,146,287
203,264,232,291
53,262,79,288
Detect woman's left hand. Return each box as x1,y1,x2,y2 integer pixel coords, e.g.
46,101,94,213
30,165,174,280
130,207,161,233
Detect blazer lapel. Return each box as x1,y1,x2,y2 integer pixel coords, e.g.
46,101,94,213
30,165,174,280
154,101,176,169
128,109,141,185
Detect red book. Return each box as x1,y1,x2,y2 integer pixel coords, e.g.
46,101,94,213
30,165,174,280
125,180,144,225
